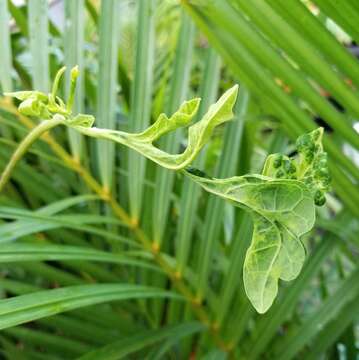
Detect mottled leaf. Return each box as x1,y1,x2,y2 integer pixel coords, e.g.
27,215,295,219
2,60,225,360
185,165,317,313
5,66,329,314
67,85,238,170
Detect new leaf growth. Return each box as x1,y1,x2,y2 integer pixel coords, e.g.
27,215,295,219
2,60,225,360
4,67,331,314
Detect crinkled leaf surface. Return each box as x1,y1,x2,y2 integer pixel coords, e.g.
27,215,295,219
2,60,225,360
4,90,48,101
185,127,329,313
6,67,329,315
262,128,330,206
66,85,238,170
185,172,315,313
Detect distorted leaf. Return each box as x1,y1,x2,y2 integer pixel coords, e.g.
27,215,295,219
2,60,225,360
5,65,329,314
67,85,238,170
4,91,47,101
185,128,328,313
66,114,95,128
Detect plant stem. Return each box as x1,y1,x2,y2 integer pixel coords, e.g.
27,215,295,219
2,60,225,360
0,101,229,351
0,115,65,192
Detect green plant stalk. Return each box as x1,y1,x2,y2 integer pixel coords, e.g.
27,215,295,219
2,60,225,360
0,102,229,351
182,3,359,216
2,67,332,343
0,0,13,93
28,0,49,92
96,0,119,190
244,235,337,359
152,11,195,246
314,0,359,42
64,0,85,159
4,327,90,357
219,99,258,346
223,287,253,350
274,267,359,360
303,294,359,360
0,277,131,332
168,48,221,328
196,87,249,301
188,1,359,189
215,212,252,328
0,149,62,204
40,313,120,345
205,1,359,156
0,0,13,139
128,0,156,220
175,47,221,275
6,0,28,37
0,116,65,192
236,0,359,121
270,0,359,89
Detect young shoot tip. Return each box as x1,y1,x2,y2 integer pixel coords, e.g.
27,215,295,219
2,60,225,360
67,65,80,112
71,65,79,81
51,66,67,103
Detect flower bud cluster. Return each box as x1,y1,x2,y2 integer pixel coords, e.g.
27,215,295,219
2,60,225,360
5,67,73,119
296,128,330,206
263,128,330,206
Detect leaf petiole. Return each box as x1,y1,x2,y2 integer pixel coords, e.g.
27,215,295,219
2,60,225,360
0,114,66,192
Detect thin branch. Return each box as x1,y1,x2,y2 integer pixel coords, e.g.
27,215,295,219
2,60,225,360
0,100,229,351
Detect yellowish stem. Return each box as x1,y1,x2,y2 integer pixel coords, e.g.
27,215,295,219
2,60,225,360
0,100,230,351
0,115,65,192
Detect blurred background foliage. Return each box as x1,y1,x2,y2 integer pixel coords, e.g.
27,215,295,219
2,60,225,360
0,0,358,359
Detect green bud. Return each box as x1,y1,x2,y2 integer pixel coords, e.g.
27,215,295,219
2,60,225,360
314,190,326,206
316,152,327,166
273,154,283,168
296,133,312,152
18,97,41,116
283,159,296,174
305,150,314,163
67,66,80,112
71,65,79,81
321,174,331,188
276,169,285,178
315,167,329,179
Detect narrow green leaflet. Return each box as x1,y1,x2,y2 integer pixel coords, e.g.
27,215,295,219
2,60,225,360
0,284,182,330
77,322,204,360
185,128,329,313
0,243,161,273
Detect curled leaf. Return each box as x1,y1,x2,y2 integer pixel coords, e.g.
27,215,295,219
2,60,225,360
68,85,239,170
66,114,95,128
184,128,328,313
5,65,329,314
18,97,42,117
4,91,48,102
132,98,201,142
185,172,315,313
